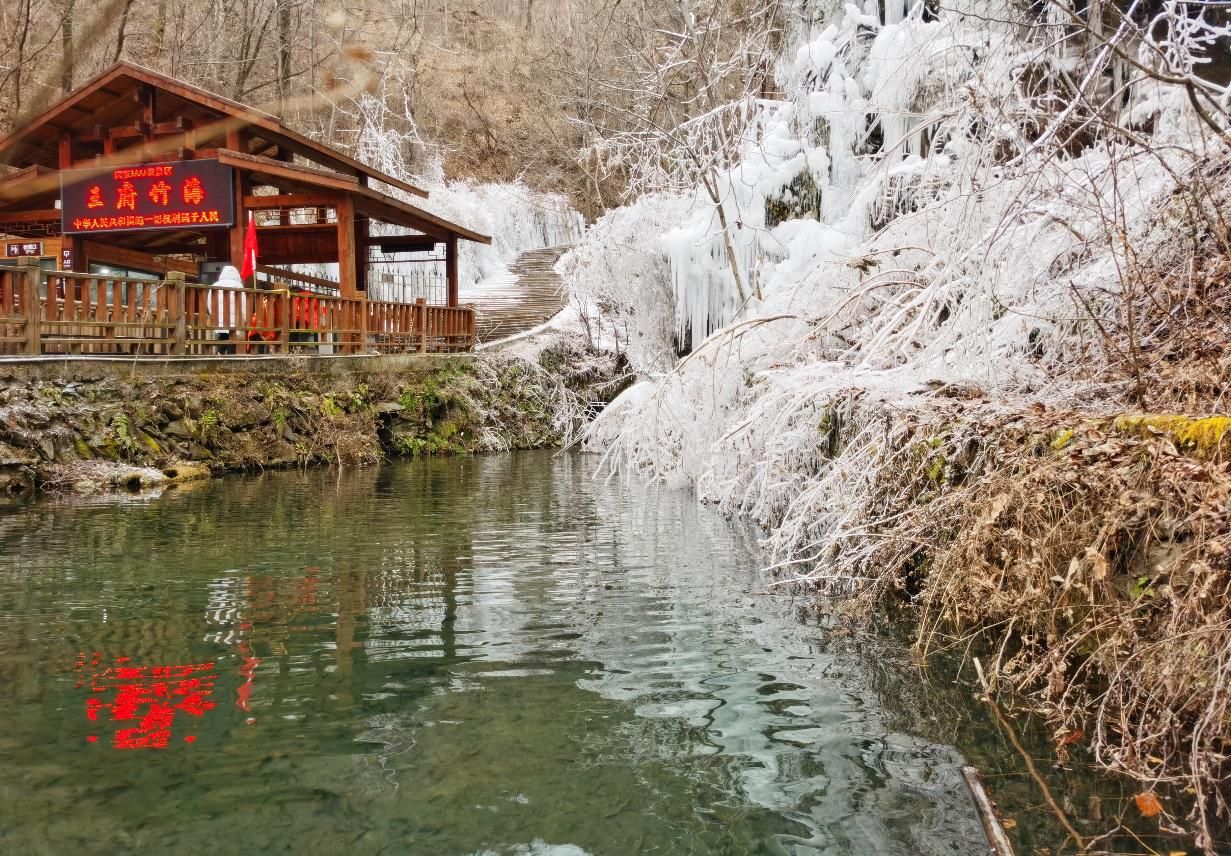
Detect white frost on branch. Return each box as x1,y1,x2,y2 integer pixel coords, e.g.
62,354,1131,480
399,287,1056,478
574,0,1231,568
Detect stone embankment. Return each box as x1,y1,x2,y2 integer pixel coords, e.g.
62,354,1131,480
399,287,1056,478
0,340,629,497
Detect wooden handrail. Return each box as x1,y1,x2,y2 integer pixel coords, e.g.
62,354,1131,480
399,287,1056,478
0,267,475,357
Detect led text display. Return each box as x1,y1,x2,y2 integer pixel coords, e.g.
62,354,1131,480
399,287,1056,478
61,159,235,235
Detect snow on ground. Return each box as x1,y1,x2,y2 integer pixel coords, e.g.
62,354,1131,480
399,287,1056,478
561,0,1224,547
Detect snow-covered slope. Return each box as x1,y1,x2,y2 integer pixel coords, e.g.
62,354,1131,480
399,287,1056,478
567,0,1221,505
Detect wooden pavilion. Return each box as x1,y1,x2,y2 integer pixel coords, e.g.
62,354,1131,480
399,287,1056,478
0,62,488,356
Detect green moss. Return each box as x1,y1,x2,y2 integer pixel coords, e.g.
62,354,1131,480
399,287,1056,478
1112,414,1231,458
73,435,93,460
196,409,221,441
140,431,161,455
926,455,946,483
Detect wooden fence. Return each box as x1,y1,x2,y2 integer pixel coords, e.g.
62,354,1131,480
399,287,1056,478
0,261,475,357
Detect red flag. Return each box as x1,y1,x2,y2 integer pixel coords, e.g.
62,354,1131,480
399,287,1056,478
240,212,258,280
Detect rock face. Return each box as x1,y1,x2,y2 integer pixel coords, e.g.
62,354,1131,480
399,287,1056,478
0,345,627,496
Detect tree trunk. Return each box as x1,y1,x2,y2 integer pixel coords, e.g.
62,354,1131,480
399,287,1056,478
278,0,292,114
61,0,75,94
13,0,32,120
152,0,167,65
112,0,136,64
701,168,751,305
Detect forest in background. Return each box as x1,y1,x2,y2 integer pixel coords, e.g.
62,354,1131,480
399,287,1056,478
0,0,785,217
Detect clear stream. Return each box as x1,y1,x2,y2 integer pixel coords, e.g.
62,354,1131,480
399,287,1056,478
0,451,1085,855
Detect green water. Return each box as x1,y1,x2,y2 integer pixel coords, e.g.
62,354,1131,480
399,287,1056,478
0,451,1072,854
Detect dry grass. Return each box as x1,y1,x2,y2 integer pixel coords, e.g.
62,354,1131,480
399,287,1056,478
803,398,1231,849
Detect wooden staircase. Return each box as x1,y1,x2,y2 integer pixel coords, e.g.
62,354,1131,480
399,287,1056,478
465,246,571,344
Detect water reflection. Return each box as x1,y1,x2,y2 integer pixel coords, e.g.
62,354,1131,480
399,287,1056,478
0,452,997,854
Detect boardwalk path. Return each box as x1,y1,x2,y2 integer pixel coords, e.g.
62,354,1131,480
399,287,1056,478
462,245,571,344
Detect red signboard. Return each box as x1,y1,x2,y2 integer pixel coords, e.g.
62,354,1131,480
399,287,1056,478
61,159,235,235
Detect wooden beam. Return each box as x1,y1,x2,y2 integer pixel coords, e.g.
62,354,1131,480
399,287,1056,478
242,193,337,210
368,236,439,254
217,149,360,193
0,208,60,224
336,193,357,298
257,264,339,291
83,239,197,277
58,136,72,170
255,222,334,234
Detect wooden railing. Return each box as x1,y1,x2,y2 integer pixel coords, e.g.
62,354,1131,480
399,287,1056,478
367,298,475,353
0,260,476,357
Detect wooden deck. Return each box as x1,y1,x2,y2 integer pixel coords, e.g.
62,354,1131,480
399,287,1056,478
0,264,475,357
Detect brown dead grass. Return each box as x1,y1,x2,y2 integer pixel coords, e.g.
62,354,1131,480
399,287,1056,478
816,399,1231,849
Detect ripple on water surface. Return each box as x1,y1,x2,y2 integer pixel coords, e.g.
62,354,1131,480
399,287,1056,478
0,452,992,855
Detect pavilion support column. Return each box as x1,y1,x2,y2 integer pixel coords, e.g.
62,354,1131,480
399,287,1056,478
62,235,85,272
229,173,249,275
354,216,369,294
336,194,358,298
446,233,459,308
227,128,250,277
57,136,85,272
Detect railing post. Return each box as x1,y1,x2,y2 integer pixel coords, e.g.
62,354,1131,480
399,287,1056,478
359,296,368,353
168,271,187,355
416,297,428,354
279,289,290,354
19,257,40,356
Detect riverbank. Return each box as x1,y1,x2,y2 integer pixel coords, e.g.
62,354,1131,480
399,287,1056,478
0,336,630,497
787,394,1230,847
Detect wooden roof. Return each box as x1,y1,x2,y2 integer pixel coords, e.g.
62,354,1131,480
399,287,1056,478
218,150,491,243
0,62,492,247
0,62,431,199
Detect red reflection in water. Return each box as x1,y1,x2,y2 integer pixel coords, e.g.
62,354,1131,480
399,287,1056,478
76,654,217,749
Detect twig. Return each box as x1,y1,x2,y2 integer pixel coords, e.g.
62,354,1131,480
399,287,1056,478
975,657,1087,851
962,765,1017,856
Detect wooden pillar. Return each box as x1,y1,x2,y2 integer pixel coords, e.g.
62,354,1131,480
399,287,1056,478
168,271,186,355
336,194,357,298
62,236,85,272
446,233,459,308
354,216,369,294
206,229,228,263
19,257,41,355
227,128,249,274
229,176,248,272
57,136,85,273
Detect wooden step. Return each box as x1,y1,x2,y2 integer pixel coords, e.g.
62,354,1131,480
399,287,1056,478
469,245,572,342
